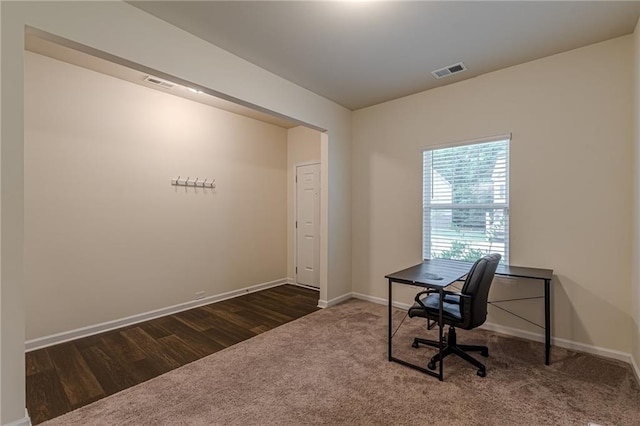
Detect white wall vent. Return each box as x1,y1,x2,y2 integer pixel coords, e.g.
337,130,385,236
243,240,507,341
144,76,175,89
431,62,467,79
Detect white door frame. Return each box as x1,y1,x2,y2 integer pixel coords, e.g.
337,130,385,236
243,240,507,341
293,160,320,288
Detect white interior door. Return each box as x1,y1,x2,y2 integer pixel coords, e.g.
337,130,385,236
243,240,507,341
296,163,320,288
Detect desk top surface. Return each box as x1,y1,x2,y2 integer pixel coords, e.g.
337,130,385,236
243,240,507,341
386,258,553,286
495,264,553,280
385,258,471,287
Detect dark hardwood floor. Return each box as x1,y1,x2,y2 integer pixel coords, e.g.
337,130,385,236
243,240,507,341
26,284,319,424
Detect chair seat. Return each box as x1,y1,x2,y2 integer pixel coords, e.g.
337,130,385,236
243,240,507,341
407,254,501,378
408,293,462,321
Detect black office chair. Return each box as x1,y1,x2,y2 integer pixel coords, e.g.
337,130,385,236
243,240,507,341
408,253,501,377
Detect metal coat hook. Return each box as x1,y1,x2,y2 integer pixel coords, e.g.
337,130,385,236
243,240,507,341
171,175,216,188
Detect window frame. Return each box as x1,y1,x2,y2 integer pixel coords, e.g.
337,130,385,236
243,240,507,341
422,134,511,264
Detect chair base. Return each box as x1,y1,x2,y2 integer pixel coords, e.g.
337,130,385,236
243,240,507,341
412,326,488,377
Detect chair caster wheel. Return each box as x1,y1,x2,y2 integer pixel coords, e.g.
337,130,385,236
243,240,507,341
477,369,486,377
427,361,436,370
481,349,489,357
412,340,420,349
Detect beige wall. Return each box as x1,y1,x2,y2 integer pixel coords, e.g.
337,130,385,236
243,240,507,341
1,2,351,423
0,1,5,421
287,126,322,279
353,36,634,353
633,18,640,374
24,51,289,340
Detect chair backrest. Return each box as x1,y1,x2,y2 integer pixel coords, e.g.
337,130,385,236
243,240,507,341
461,253,501,328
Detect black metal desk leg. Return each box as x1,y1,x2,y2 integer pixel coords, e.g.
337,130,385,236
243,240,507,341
544,279,551,365
438,288,444,381
388,278,393,361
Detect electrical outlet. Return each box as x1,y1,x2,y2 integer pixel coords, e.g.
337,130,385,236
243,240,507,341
195,291,205,300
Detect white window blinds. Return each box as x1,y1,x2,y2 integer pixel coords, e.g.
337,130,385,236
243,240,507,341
423,136,510,263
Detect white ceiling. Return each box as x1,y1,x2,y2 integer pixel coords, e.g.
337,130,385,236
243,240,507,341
129,1,640,110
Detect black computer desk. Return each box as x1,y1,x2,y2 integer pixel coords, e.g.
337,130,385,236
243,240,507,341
386,259,554,380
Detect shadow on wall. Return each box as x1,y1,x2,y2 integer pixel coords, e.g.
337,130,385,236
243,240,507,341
485,275,548,334
553,274,632,352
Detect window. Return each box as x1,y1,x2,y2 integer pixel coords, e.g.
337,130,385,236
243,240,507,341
423,136,510,263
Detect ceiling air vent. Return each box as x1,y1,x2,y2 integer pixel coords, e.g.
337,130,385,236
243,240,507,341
144,76,175,89
431,62,467,79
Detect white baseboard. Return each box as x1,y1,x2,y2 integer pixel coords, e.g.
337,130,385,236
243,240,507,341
25,278,289,352
631,353,640,386
352,291,412,310
4,409,31,426
317,291,352,309
352,292,639,376
480,321,634,364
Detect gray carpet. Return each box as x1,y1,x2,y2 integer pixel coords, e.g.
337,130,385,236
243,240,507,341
42,299,640,425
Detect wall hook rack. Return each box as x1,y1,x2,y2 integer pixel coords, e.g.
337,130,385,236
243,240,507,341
171,175,216,188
